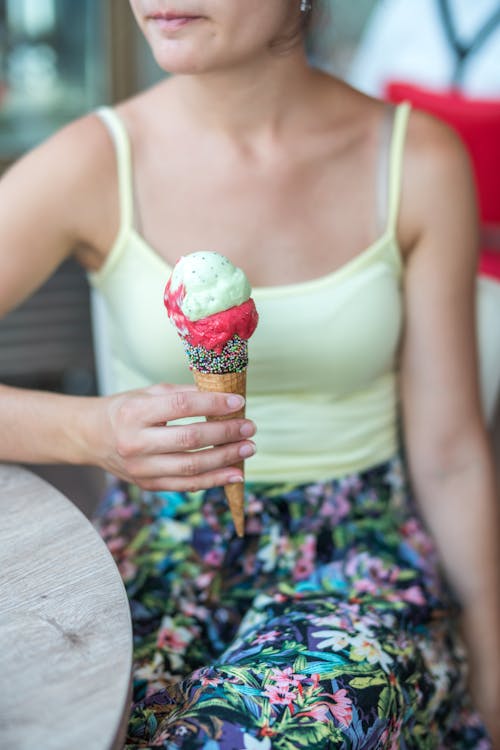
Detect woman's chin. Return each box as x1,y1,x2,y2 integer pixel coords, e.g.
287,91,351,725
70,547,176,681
151,47,216,76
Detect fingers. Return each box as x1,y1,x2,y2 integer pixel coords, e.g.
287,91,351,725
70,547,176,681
141,440,255,477
126,439,256,490
107,384,256,494
138,390,246,426
138,469,244,493
144,383,197,396
143,418,256,453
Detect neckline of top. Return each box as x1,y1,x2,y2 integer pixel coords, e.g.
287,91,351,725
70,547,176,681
121,226,402,296
91,104,408,294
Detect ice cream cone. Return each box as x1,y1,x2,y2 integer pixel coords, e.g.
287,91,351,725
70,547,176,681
192,369,246,537
164,252,258,538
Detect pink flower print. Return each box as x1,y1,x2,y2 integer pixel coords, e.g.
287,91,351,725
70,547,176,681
354,578,378,595
195,571,214,590
154,729,174,743
263,668,308,711
380,717,402,749
103,522,120,537
192,666,221,685
108,503,136,521
402,585,426,605
345,551,364,578
296,687,353,727
305,673,321,691
107,536,127,553
321,688,353,728
272,593,287,604
252,630,281,645
180,601,209,620
269,667,307,689
203,548,224,567
299,702,331,722
401,518,419,537
245,517,262,535
202,511,219,529
247,497,263,514
401,519,436,557
200,673,223,688
156,616,193,652
342,475,363,492
293,557,314,581
320,492,350,523
262,684,297,707
293,535,316,580
367,557,392,582
302,534,316,556
118,559,137,582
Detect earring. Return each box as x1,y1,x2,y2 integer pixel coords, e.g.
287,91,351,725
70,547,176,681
300,0,311,11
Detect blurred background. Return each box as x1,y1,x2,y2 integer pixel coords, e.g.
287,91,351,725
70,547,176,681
0,0,498,512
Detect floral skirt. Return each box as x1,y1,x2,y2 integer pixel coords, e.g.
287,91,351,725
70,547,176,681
93,456,490,749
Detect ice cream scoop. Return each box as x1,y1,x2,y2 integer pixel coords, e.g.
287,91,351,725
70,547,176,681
164,251,259,536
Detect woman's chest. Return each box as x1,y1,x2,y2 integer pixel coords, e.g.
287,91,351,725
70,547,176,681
100,242,402,396
132,139,379,287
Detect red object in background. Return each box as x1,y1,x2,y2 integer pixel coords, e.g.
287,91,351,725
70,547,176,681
386,81,500,281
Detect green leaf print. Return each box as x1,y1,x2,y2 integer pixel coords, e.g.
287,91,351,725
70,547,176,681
146,712,158,735
187,698,248,725
349,674,388,689
218,666,263,689
377,686,395,719
128,525,152,552
333,525,347,548
276,719,333,749
293,654,308,672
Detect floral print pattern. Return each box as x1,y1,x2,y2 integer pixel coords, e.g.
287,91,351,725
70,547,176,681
94,456,490,749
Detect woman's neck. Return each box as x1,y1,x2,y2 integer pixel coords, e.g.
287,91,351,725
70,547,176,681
169,46,318,141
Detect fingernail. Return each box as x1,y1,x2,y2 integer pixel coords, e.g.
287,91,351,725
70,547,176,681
239,443,255,458
240,421,255,437
227,395,245,409
228,475,244,483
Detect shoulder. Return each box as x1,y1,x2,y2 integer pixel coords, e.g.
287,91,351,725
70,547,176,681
0,108,116,262
398,107,477,256
405,107,472,179
5,110,116,193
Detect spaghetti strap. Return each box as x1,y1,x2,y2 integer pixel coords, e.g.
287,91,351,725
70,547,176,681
95,106,134,231
376,107,395,235
386,101,411,238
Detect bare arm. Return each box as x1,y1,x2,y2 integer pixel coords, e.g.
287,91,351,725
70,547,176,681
0,116,255,489
400,113,500,743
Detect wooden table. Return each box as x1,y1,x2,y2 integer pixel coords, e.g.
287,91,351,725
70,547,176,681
0,464,133,750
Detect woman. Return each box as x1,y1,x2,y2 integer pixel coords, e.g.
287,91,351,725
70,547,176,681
0,1,498,747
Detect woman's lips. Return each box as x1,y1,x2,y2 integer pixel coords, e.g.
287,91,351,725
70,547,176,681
148,13,203,31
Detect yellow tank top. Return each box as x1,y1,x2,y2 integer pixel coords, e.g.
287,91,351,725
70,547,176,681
88,103,410,483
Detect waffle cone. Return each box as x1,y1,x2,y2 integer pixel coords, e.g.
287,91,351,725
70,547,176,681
192,369,247,537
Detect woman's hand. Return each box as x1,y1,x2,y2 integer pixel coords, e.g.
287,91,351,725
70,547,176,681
88,383,256,492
